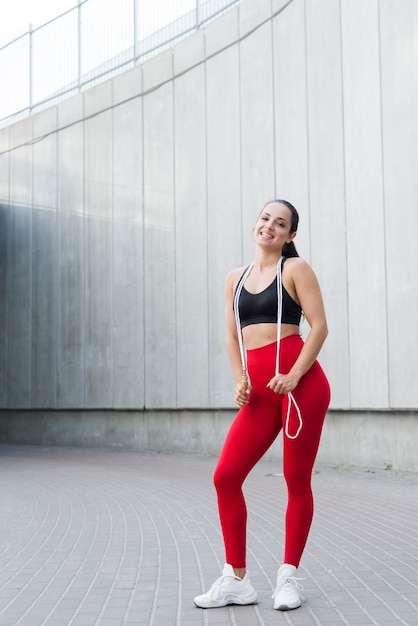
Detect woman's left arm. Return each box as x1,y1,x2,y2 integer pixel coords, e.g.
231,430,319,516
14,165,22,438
267,258,328,394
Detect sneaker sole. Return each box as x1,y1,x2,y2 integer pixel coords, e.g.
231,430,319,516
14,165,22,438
274,600,301,611
194,591,258,609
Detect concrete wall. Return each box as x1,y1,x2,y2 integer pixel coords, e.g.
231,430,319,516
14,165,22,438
0,408,417,472
0,0,417,469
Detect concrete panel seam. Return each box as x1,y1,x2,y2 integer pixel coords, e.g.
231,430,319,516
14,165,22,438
338,0,352,408
376,1,391,409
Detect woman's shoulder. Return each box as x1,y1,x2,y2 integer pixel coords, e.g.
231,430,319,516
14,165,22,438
226,265,247,280
283,256,311,273
225,265,247,293
283,256,320,288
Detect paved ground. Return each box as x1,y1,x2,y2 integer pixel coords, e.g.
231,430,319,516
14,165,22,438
0,444,417,626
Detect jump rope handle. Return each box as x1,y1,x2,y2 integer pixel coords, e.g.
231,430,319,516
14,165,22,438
241,371,249,391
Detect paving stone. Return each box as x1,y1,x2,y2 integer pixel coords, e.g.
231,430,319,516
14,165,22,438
0,445,417,625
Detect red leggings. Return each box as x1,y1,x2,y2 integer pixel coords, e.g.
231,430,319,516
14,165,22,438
214,335,330,568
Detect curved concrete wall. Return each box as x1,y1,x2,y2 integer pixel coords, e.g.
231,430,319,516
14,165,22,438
0,0,417,466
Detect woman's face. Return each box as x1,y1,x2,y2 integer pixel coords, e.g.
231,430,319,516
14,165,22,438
254,202,295,250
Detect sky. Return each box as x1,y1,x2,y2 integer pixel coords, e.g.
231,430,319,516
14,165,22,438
0,0,75,46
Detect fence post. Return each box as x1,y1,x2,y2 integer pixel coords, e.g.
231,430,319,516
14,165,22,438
196,0,200,28
78,0,82,89
133,0,138,61
29,24,33,112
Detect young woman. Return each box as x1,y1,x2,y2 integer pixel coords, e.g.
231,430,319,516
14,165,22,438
194,200,330,611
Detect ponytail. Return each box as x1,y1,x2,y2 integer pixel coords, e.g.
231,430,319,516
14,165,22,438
282,240,299,258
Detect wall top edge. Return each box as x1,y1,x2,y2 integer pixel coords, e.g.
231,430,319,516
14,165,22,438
1,0,298,143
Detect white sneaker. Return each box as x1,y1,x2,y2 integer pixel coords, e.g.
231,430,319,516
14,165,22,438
272,564,303,610
194,563,258,608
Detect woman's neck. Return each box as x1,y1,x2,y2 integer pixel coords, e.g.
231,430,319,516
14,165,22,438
253,250,282,272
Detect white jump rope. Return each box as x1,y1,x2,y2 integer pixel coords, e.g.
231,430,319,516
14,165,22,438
233,257,303,439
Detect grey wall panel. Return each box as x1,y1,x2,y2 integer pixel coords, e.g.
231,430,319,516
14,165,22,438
84,81,113,119
8,142,32,408
31,132,58,407
206,45,242,407
112,99,143,224
112,99,144,408
84,109,113,405
84,217,113,407
273,0,294,12
85,110,113,219
341,0,388,408
9,117,32,152
7,206,32,407
204,3,238,58
58,93,84,128
57,123,85,408
143,49,173,93
0,133,9,407
0,127,9,204
32,133,57,211
272,0,310,258
0,205,8,406
31,209,57,407
305,0,350,408
174,30,204,76
112,65,142,107
143,83,176,408
239,22,276,261
112,222,144,408
239,0,271,38
112,221,145,409
57,212,85,408
0,125,9,153
10,145,31,210
379,0,418,408
58,123,84,215
174,65,209,407
32,107,57,141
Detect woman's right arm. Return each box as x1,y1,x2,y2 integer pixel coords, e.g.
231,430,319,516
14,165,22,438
225,269,250,407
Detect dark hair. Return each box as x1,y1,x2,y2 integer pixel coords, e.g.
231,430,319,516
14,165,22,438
262,199,300,258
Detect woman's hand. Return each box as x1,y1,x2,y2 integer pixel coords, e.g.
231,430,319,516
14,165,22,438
234,382,251,408
267,373,299,395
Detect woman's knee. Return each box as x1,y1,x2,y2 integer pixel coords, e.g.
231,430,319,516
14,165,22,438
213,463,243,494
284,467,312,498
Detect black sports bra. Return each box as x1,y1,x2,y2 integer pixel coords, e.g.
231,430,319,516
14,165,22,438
237,267,302,329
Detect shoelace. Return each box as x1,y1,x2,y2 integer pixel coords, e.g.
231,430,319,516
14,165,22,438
233,257,303,439
208,573,241,600
271,574,304,599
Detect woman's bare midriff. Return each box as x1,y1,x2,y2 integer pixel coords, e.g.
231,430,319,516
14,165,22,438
242,323,300,350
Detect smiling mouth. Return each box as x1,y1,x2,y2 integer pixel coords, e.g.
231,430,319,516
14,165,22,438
260,231,274,239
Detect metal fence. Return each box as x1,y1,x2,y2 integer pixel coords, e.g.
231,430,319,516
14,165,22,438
0,0,240,126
